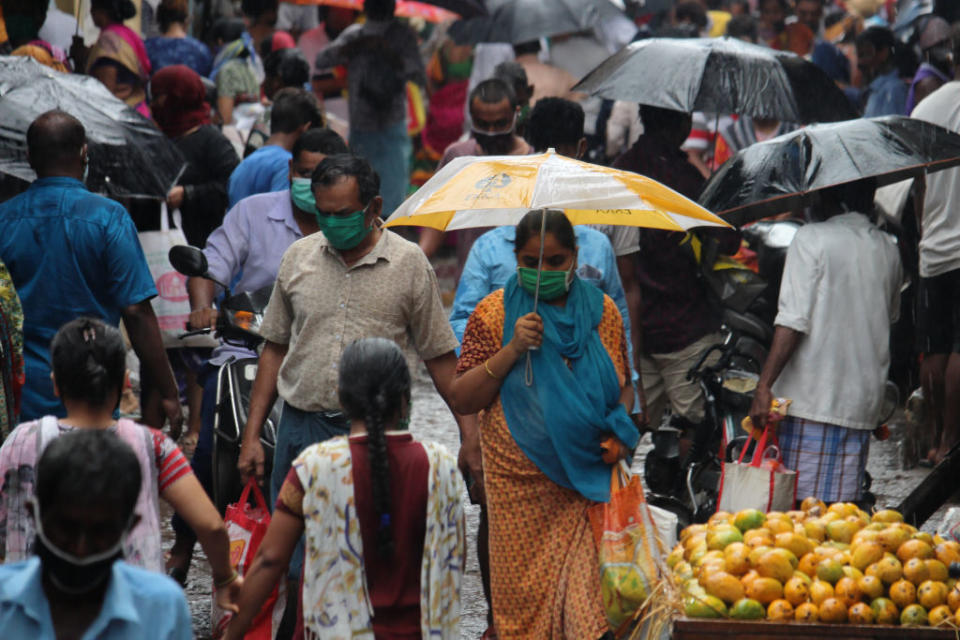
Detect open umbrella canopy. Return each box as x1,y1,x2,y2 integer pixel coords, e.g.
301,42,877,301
700,116,960,225
573,37,858,123
298,0,485,21
448,0,625,45
0,55,186,200
384,150,731,231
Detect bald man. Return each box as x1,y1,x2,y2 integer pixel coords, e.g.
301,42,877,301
0,110,183,435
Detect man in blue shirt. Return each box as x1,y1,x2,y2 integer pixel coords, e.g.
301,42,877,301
857,26,909,117
0,429,195,639
0,111,181,433
227,87,324,207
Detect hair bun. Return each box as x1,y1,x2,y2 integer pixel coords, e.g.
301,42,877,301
119,0,138,20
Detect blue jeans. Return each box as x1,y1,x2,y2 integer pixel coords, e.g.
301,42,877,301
349,121,411,218
172,364,218,540
271,404,349,579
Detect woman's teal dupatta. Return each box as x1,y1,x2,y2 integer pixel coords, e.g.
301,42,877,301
500,275,639,503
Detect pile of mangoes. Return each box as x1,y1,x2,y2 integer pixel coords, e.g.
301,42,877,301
671,498,960,627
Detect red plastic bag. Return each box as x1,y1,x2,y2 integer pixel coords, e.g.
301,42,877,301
212,480,286,639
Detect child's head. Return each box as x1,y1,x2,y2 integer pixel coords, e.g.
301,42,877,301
51,318,126,411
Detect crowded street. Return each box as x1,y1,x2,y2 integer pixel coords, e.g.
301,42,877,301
3,0,960,639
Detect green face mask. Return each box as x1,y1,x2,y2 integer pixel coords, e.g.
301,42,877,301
290,177,316,214
517,265,574,301
316,207,373,251
518,104,531,127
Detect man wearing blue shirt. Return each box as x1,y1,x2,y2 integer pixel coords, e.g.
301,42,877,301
0,429,193,640
0,111,181,433
857,27,909,117
227,88,324,207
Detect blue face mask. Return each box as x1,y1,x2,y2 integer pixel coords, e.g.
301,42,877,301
290,177,316,214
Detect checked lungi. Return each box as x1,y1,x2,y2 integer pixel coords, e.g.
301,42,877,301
779,417,871,503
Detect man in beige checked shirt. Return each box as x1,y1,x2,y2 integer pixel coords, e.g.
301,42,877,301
237,154,461,580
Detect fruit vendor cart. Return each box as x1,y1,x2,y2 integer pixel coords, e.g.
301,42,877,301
672,618,958,638
663,500,960,639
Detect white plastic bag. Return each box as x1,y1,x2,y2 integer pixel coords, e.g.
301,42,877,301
137,204,216,349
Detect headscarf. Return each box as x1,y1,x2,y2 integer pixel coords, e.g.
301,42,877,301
86,24,152,116
150,65,211,138
12,42,69,73
210,32,260,81
499,275,638,503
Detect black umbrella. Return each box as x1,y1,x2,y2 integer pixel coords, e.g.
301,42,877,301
572,37,858,123
448,0,625,45
424,0,487,17
0,55,186,199
699,116,960,226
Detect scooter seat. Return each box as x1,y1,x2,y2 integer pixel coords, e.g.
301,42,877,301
723,308,773,344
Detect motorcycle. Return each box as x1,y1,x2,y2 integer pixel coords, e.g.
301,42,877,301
168,245,281,514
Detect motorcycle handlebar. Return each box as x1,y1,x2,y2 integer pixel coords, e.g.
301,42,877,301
179,328,213,339
686,343,725,382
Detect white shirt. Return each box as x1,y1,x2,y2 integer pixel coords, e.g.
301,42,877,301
38,1,78,53
590,225,640,256
910,81,960,278
772,213,902,430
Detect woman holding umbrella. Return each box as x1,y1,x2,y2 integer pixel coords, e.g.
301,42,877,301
450,209,637,640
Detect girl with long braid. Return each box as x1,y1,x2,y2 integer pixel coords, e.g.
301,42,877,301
225,338,466,640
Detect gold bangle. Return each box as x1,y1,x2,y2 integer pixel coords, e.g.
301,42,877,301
215,569,239,589
483,359,501,380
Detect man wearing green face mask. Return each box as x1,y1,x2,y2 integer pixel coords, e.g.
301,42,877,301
237,153,461,582
168,128,348,582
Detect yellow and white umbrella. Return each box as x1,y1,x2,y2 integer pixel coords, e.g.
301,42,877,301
383,149,731,231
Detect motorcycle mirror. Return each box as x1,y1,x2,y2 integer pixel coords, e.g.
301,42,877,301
169,245,209,278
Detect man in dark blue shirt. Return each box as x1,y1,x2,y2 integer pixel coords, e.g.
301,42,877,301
0,110,182,434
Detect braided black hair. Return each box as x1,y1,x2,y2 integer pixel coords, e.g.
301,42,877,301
337,338,411,559
50,317,127,410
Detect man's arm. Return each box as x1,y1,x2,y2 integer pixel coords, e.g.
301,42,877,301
187,277,218,330
424,352,485,502
237,340,287,483
748,326,803,430
122,300,184,438
188,203,250,329
748,229,818,429
314,24,357,71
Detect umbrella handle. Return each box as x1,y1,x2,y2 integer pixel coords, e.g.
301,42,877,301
524,212,547,387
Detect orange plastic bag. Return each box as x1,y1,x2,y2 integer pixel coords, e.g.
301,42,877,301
588,461,662,631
